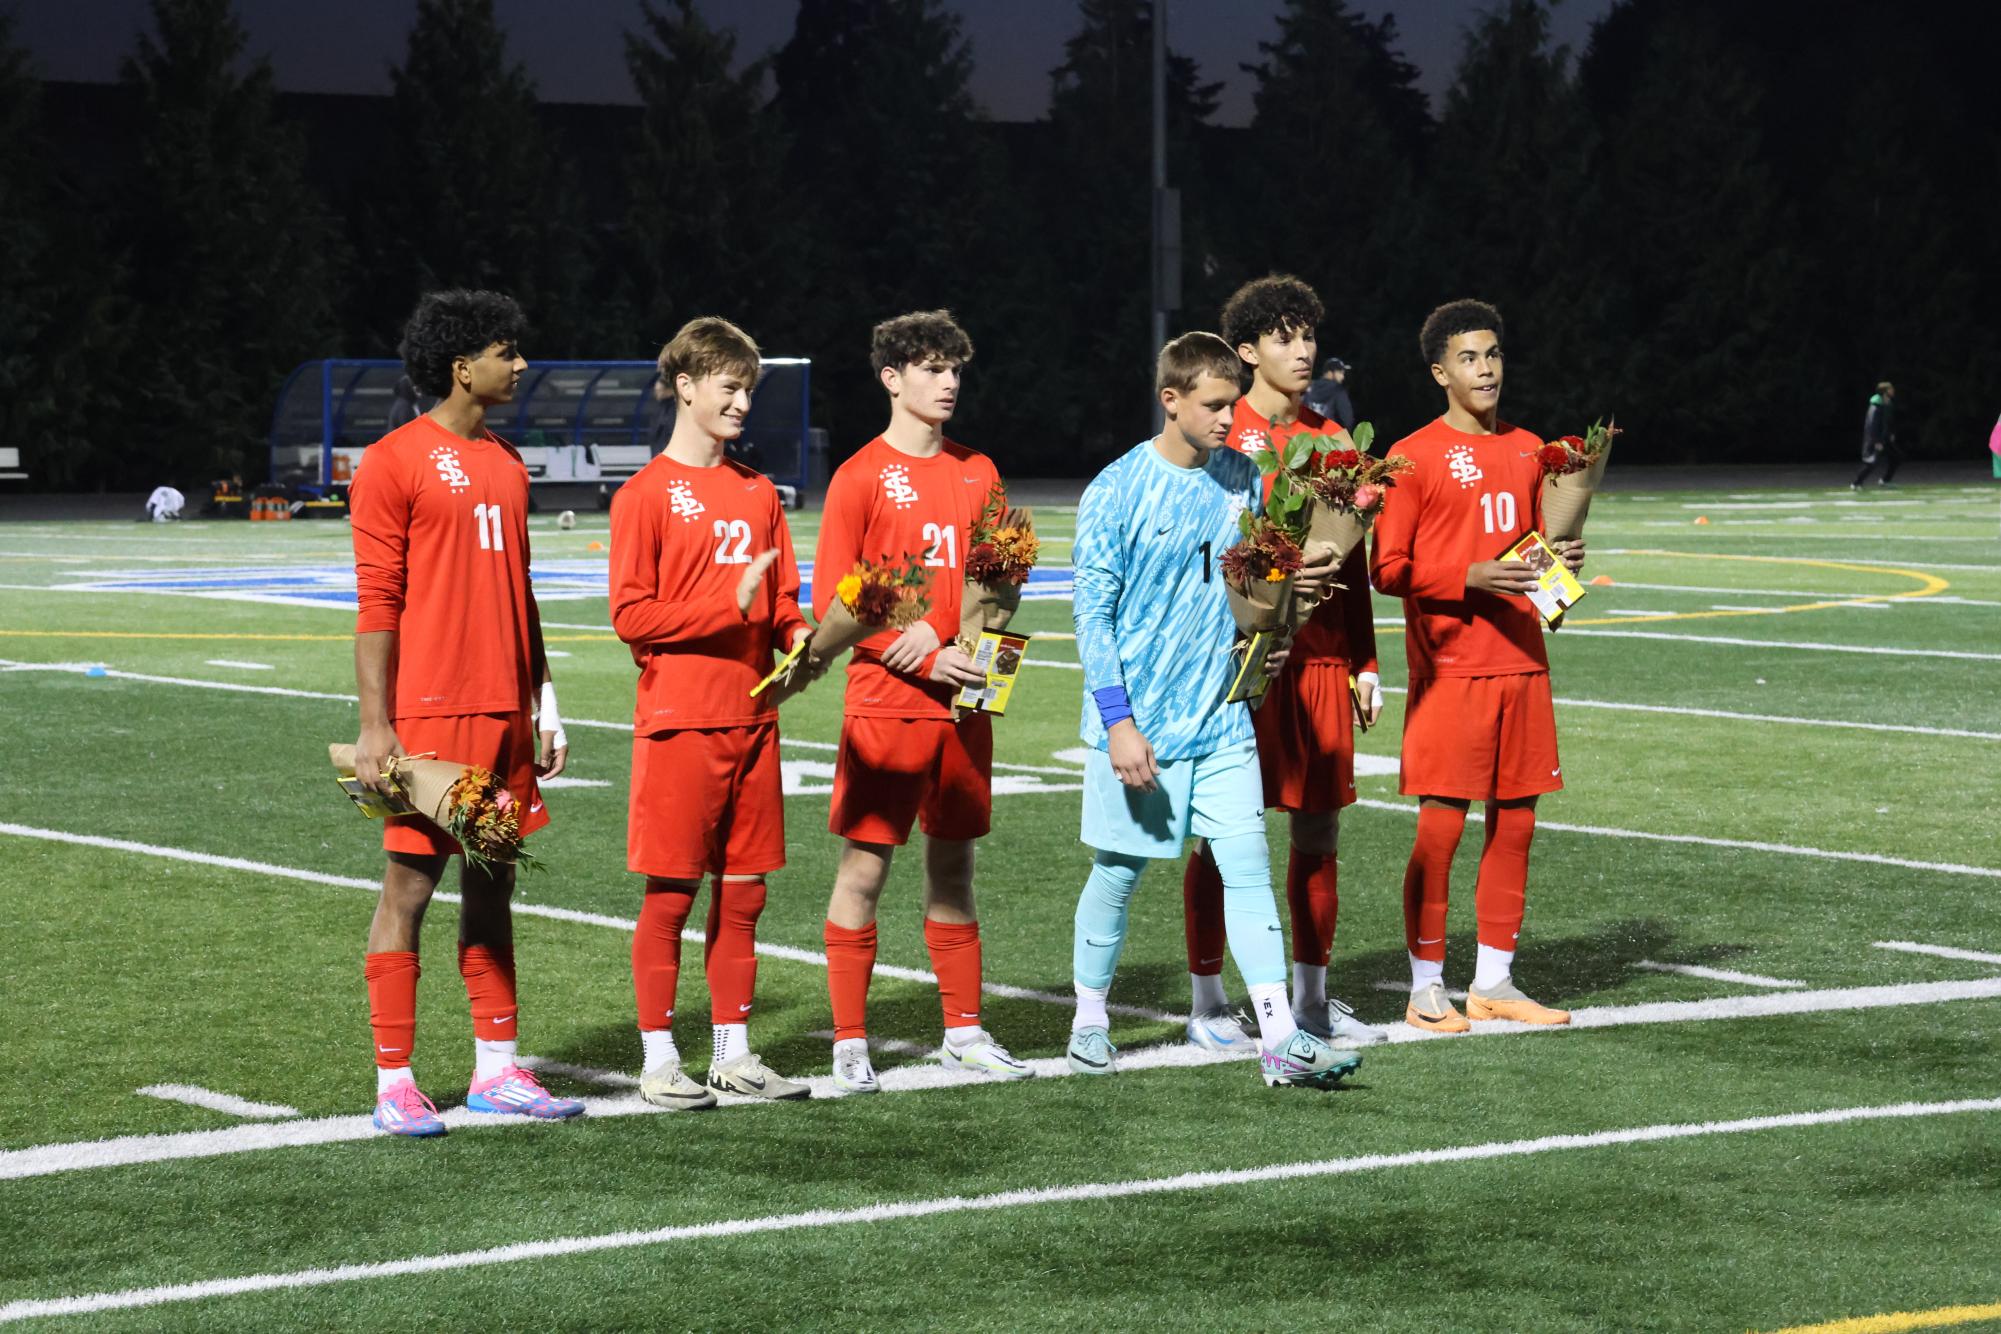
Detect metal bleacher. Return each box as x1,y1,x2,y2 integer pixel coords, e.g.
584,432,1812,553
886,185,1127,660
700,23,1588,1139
268,358,814,501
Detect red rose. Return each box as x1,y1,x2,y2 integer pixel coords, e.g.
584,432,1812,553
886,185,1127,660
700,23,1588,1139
1537,443,1573,472
1560,435,1586,451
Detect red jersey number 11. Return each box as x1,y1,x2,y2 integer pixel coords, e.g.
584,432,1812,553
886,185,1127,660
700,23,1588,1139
473,502,506,552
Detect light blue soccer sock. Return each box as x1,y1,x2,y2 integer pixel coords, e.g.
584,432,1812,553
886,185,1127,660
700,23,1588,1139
1208,830,1289,992
1073,852,1148,1010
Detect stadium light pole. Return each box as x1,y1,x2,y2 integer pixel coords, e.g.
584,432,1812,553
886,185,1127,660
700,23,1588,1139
1150,0,1179,432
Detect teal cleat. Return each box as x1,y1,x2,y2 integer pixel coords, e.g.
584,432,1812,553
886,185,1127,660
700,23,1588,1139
1066,1025,1117,1076
1259,1030,1362,1089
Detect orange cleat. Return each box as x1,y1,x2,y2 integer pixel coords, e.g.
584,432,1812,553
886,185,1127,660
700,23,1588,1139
1404,981,1471,1034
1466,980,1571,1025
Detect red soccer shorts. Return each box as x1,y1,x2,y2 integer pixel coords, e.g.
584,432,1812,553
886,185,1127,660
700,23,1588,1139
628,722,785,879
1252,660,1358,813
1399,672,1561,801
829,714,992,845
383,710,549,856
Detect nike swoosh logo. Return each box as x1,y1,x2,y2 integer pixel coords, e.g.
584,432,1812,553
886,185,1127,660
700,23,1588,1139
528,800,545,815
1418,936,1442,945
1199,956,1224,967
737,1074,766,1090
490,1016,509,1024
1155,525,1172,534
738,1003,753,1012
377,1046,402,1053
1071,1051,1108,1069
1551,768,1561,776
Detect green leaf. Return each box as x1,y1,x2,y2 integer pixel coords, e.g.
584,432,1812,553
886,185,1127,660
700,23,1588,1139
1254,448,1281,477
1238,509,1256,540
1283,432,1314,471
1351,421,1375,453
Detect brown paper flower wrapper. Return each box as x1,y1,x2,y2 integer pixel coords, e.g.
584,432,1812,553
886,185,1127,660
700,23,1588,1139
956,578,1022,651
1539,444,1612,544
758,601,879,705
329,744,462,826
1224,573,1296,636
1289,499,1373,629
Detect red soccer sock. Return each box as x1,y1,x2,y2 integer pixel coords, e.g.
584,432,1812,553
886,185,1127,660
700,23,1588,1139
1403,804,1467,962
924,918,984,1030
458,943,518,1042
1286,850,1340,967
705,877,767,1024
633,885,696,1032
1181,847,1226,976
1475,804,1537,951
364,950,420,1070
823,919,878,1041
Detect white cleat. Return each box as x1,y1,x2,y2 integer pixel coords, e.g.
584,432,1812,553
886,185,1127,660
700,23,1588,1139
938,1031,1032,1080
1185,1005,1258,1054
831,1038,880,1096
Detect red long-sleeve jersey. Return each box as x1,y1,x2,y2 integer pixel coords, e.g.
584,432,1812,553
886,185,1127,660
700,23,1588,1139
813,436,1001,720
1225,398,1378,674
349,415,536,719
1370,417,1549,679
609,452,808,734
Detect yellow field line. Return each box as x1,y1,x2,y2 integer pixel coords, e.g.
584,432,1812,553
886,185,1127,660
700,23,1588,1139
0,630,616,643
1377,550,1948,635
1760,1301,2001,1333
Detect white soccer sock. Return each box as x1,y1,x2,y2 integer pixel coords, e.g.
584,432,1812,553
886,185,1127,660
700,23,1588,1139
640,1028,679,1073
473,1038,517,1080
1409,952,1444,994
1473,945,1514,994
1190,971,1228,1014
376,1066,415,1096
1073,983,1110,1031
712,1022,748,1067
1292,962,1327,1015
1246,982,1298,1045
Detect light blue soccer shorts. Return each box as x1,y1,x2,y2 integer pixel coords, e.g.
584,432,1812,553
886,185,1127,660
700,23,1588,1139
1079,738,1265,860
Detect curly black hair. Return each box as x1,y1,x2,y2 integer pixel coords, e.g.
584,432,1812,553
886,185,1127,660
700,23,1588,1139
1419,299,1504,367
1219,274,1323,354
870,310,975,376
398,290,529,398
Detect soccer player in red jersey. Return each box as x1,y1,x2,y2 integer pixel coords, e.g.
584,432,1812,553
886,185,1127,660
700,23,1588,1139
814,310,1030,1094
611,317,815,1108
1369,299,1585,1032
1181,275,1386,1053
349,290,582,1137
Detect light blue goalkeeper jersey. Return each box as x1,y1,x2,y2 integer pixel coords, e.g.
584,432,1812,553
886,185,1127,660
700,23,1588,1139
1073,437,1264,761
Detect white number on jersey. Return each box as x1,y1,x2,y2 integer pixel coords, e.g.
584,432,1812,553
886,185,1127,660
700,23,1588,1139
711,518,753,564
1478,491,1518,536
473,502,506,552
921,521,959,569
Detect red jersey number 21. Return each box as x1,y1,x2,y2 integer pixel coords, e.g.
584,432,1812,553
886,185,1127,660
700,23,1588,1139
921,522,958,569
473,502,506,552
1478,492,1518,535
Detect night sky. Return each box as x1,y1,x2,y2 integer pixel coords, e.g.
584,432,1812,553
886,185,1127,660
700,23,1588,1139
14,0,1618,123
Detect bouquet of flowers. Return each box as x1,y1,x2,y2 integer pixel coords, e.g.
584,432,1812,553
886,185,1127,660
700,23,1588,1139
1220,514,1303,638
957,485,1039,650
328,743,540,874
1536,418,1621,542
758,554,932,703
1253,421,1411,625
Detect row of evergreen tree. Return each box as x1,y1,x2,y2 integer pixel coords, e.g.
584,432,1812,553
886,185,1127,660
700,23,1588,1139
2,0,1992,489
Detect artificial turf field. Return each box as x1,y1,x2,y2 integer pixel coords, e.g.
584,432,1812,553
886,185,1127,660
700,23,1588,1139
1,477,1998,1330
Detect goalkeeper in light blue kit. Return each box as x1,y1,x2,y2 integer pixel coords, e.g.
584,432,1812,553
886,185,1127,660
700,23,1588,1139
1066,332,1362,1088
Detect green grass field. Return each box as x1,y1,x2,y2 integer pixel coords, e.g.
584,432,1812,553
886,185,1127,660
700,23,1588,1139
2,479,1998,1331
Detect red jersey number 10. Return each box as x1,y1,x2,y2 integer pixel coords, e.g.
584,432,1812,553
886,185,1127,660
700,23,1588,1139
473,503,506,552
1478,492,1518,536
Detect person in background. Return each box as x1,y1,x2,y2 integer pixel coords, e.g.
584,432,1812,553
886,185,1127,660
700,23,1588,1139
1851,381,1901,489
1302,356,1355,430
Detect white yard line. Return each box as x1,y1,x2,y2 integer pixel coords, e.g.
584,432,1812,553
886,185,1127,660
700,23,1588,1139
515,1057,639,1089
536,776,611,790
1554,629,2001,662
1872,940,2001,968
8,977,2001,1186
0,821,1174,1024
1347,800,2001,880
1592,581,1893,599
8,1095,1998,1323
1632,961,1803,989
809,1031,935,1058
134,1086,300,1120
202,660,274,671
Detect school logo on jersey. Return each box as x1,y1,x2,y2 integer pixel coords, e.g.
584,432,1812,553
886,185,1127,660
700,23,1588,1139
1237,428,1270,456
668,480,705,522
1445,444,1483,489
880,464,920,509
429,446,471,492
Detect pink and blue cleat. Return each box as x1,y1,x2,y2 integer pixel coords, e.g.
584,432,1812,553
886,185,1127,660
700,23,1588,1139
373,1080,447,1137
465,1065,585,1120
